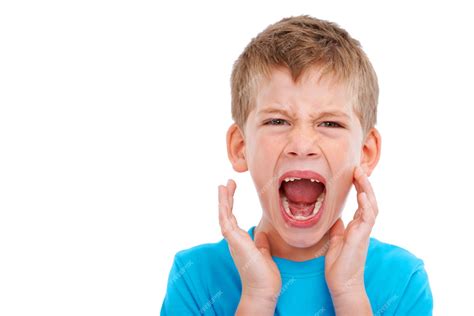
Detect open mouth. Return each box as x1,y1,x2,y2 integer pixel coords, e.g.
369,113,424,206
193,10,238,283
278,171,326,226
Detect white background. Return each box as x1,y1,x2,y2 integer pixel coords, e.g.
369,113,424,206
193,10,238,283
1,1,473,315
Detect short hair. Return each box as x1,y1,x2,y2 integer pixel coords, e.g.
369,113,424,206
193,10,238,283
230,15,379,135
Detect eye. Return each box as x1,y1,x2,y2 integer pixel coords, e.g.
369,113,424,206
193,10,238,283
264,118,289,126
319,121,342,128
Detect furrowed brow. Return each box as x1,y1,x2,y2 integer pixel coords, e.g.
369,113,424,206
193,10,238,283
258,107,350,120
257,108,293,117
314,111,351,120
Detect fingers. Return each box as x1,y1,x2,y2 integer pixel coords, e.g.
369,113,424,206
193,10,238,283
227,179,236,210
326,218,345,267
343,191,375,248
353,208,361,220
218,180,260,265
218,179,243,245
357,191,375,227
218,184,237,238
344,167,377,245
353,166,379,218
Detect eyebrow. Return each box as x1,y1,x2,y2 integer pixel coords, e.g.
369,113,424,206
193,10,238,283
257,107,351,120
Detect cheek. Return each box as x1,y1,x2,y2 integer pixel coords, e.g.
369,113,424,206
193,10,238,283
323,166,353,220
247,134,282,213
247,134,272,172
323,139,359,215
324,136,360,167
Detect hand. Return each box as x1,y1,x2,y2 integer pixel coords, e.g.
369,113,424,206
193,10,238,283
218,179,282,304
325,166,378,305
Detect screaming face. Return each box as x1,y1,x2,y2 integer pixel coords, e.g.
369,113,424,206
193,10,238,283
227,65,375,257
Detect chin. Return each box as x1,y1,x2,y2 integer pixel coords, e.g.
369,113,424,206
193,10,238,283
278,225,326,249
285,237,319,249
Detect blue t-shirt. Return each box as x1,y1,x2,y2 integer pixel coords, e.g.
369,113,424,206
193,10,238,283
161,226,433,315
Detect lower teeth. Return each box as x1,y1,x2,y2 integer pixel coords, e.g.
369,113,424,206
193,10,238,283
282,192,325,220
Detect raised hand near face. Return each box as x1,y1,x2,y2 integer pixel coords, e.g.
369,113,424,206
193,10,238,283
218,179,282,315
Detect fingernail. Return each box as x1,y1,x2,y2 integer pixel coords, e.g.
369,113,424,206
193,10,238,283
361,192,368,205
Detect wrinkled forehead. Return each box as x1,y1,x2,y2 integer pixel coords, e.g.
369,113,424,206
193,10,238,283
253,66,356,115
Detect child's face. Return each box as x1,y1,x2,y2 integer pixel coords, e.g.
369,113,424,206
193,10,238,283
237,66,369,248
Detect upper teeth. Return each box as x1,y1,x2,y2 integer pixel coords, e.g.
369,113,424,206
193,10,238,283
283,177,320,183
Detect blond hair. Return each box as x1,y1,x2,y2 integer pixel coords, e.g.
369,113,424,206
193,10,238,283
230,15,378,135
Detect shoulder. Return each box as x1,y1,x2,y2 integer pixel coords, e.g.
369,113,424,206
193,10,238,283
171,236,237,279
162,238,236,315
172,226,255,271
367,237,425,273
366,237,433,314
174,236,231,264
162,236,243,315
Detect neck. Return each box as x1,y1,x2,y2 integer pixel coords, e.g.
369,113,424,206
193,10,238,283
255,219,330,262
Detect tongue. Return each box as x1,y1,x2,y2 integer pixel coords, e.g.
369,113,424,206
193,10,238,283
289,202,315,217
281,179,324,203
281,179,325,217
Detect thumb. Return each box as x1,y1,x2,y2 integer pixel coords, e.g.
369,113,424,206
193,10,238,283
328,218,345,248
254,230,272,258
325,218,345,267
329,218,344,238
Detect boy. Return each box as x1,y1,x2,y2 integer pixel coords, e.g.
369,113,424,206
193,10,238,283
161,15,433,315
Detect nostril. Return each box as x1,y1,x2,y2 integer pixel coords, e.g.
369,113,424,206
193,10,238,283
286,151,318,157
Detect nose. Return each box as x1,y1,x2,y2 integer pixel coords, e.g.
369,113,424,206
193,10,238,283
284,125,321,158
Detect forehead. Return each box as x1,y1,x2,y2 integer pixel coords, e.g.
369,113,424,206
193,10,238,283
254,66,354,115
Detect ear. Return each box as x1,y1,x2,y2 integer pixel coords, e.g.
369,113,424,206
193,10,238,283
360,127,382,177
226,123,248,173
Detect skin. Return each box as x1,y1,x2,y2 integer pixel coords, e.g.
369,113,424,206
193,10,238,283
218,66,381,315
